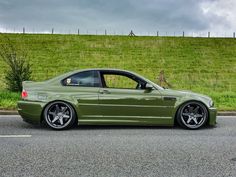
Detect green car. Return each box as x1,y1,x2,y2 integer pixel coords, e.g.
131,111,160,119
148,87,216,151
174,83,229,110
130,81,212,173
18,68,217,130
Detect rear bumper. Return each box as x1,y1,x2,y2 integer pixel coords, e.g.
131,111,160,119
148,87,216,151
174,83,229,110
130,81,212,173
17,100,46,124
208,107,217,126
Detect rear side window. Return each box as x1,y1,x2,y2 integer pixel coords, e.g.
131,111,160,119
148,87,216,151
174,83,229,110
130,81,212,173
62,71,101,87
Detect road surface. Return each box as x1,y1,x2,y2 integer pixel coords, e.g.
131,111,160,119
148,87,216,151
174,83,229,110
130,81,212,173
0,115,236,177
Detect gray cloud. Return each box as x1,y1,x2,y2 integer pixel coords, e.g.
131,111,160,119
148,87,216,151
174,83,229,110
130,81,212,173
0,0,233,35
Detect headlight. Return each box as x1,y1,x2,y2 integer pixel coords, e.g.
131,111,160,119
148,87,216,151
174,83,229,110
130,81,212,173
209,100,214,107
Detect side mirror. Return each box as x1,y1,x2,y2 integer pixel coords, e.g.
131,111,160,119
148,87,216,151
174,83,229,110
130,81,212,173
145,83,154,90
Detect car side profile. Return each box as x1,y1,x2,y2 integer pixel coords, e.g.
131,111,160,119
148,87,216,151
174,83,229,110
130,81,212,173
17,68,217,130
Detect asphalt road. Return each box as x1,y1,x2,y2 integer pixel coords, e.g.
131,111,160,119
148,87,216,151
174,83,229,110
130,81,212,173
0,116,236,177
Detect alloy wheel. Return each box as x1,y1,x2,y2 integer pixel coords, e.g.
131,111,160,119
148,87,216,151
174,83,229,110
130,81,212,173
44,101,74,129
179,102,208,129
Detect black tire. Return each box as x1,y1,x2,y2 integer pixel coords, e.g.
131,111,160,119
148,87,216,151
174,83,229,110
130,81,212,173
44,101,76,130
177,101,208,130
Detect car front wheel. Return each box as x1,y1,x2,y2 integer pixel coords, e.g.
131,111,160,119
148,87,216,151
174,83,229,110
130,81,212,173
177,101,208,129
44,101,76,130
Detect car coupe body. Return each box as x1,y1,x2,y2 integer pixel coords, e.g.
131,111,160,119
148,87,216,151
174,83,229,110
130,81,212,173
18,68,217,130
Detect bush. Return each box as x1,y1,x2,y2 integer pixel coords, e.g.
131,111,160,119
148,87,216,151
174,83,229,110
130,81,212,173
0,34,31,92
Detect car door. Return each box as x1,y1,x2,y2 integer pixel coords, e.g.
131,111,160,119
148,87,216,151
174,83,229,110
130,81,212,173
98,71,174,125
61,70,101,120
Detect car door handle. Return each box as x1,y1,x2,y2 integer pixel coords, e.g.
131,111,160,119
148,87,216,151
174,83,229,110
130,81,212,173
99,90,111,94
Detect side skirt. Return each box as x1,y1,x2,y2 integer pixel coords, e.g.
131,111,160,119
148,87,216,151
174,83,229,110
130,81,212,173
79,115,174,126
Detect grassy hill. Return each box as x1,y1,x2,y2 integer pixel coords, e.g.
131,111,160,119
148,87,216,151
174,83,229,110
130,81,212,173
0,34,235,110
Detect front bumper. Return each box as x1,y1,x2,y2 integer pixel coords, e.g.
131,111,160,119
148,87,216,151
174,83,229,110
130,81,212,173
17,100,46,124
208,107,217,126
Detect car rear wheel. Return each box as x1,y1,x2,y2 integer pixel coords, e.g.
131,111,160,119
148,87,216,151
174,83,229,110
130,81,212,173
177,101,208,129
44,101,76,130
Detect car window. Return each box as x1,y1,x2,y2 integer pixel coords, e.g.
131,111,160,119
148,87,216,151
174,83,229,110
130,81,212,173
63,71,100,87
103,74,139,89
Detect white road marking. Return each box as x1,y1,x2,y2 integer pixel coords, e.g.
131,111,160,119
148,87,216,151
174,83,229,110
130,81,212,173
0,135,32,138
0,115,21,118
221,116,236,118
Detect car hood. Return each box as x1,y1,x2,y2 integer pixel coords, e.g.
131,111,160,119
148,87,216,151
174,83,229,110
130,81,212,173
175,89,211,100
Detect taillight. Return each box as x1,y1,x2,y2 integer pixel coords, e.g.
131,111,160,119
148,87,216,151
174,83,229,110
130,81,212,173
21,90,28,99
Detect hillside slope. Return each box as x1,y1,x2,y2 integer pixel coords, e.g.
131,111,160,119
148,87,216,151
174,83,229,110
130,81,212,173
0,34,235,110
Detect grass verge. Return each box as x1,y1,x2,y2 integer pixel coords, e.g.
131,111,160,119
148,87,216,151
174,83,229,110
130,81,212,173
0,91,20,110
0,34,235,110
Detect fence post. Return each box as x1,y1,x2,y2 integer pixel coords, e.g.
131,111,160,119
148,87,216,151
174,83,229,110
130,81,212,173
77,29,79,35
183,31,184,37
208,32,210,38
233,32,235,38
23,27,25,34
105,29,107,35
157,31,159,37
52,28,54,34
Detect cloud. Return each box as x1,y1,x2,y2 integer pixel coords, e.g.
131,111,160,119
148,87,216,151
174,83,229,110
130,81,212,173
0,0,235,35
200,0,236,31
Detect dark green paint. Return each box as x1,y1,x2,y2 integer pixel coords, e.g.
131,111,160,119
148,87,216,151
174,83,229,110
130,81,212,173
17,69,217,127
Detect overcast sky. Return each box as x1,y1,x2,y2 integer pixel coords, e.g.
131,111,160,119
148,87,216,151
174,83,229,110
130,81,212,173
0,0,235,36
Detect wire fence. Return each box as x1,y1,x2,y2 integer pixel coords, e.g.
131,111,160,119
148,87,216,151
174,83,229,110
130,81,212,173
0,27,236,38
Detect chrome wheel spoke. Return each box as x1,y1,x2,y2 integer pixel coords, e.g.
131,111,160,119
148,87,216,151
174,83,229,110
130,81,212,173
183,113,191,116
63,114,70,119
187,117,192,124
49,111,56,116
195,113,203,118
55,104,60,114
192,117,198,124
52,116,59,123
61,107,68,114
59,118,64,125
193,106,199,113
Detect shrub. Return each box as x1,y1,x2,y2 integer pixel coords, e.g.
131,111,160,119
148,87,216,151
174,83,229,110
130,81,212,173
0,34,31,92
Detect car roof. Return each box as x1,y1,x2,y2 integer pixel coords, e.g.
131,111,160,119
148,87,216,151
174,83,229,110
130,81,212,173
46,68,163,90
72,68,134,73
65,68,143,77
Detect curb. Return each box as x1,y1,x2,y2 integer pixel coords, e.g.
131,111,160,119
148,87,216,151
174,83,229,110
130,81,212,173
217,112,236,116
0,110,236,116
0,110,18,115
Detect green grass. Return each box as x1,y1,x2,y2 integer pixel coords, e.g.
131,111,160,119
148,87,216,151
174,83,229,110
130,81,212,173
0,34,235,110
0,91,20,110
